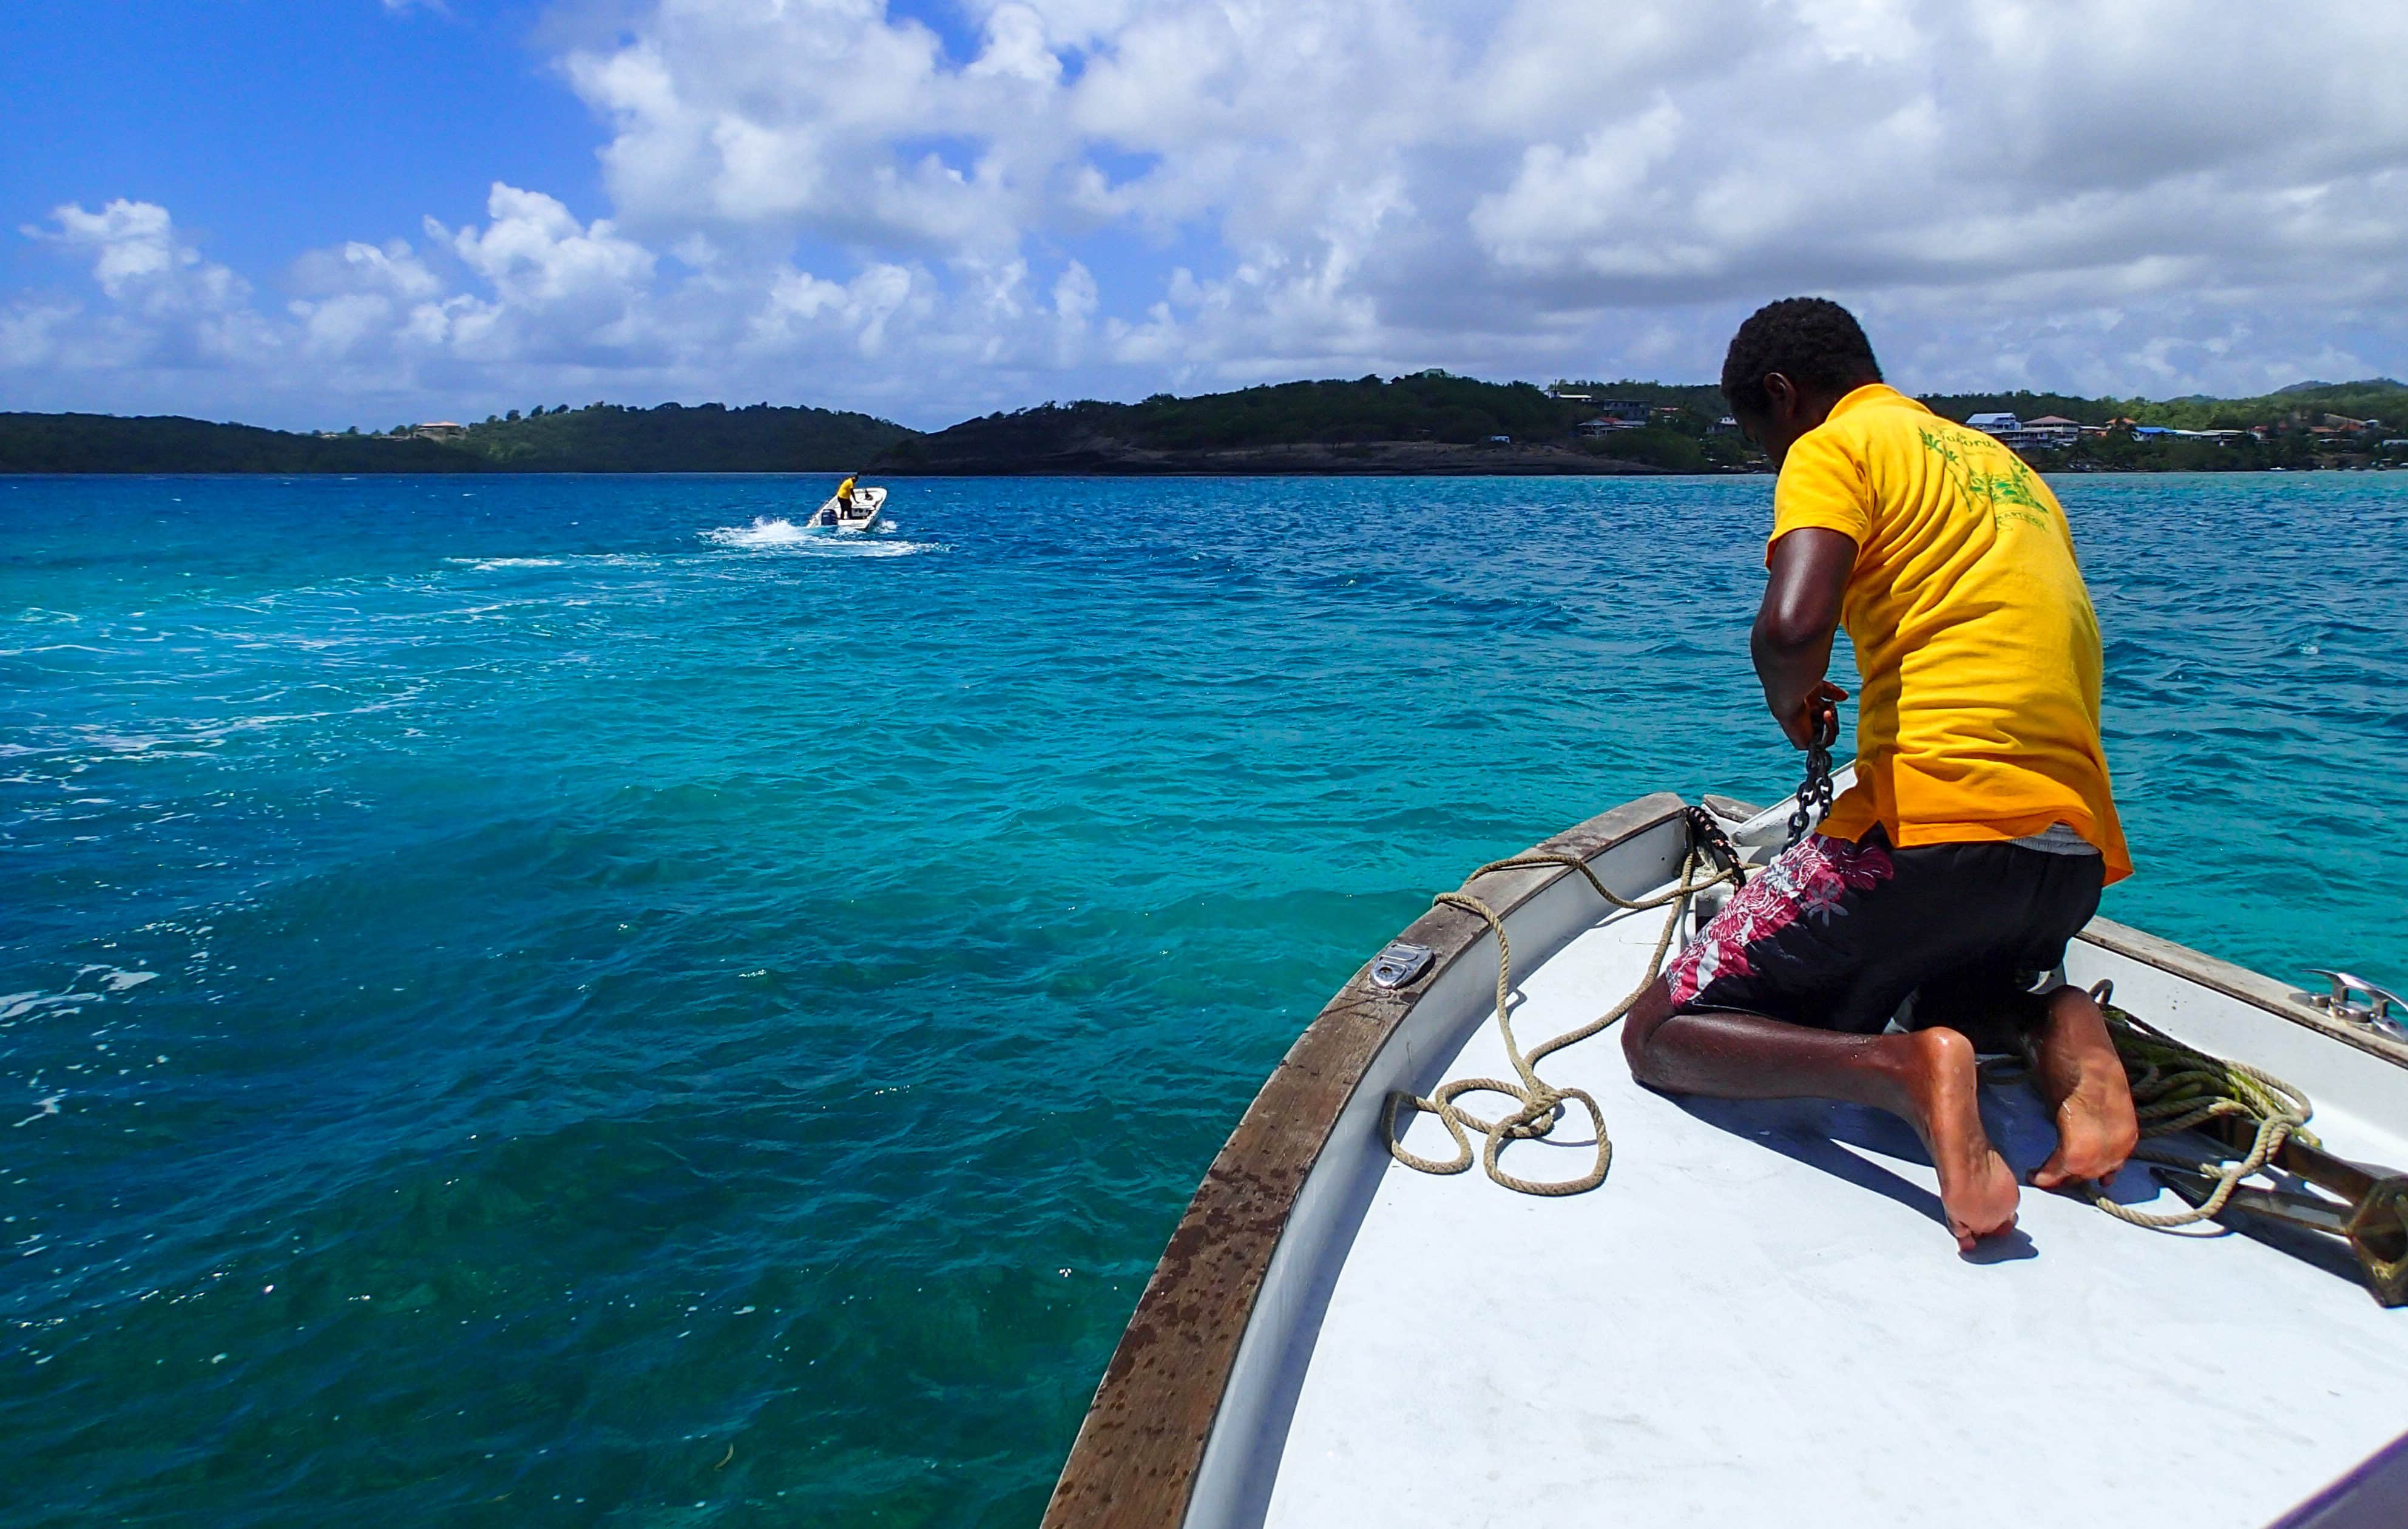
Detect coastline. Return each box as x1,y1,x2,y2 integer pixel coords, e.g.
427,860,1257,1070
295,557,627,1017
13,370,2403,478
15,463,2408,478
873,439,1679,476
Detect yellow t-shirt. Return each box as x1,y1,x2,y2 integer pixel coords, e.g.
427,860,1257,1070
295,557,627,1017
1770,384,2131,883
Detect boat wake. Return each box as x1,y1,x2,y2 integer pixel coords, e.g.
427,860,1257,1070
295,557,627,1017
703,516,816,547
701,517,933,556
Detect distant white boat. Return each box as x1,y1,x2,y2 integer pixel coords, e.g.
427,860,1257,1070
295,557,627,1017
810,484,886,532
1043,775,2408,1529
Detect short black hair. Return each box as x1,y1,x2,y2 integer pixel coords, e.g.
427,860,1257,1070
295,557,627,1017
1720,297,1882,415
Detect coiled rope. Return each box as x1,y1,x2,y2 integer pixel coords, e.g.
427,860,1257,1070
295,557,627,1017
2086,978,2319,1229
1383,814,1743,1196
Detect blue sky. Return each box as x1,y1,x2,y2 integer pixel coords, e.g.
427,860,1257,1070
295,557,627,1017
3,4,598,288
6,1,2407,430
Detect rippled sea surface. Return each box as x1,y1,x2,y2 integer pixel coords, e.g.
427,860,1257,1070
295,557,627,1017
6,472,2406,1525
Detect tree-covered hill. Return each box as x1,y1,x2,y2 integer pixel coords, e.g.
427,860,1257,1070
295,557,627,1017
885,373,1579,463
1119,373,1577,447
1921,378,2407,430
0,413,487,473
1544,379,1732,417
870,372,1753,473
0,401,915,474
10,373,2401,478
458,401,912,471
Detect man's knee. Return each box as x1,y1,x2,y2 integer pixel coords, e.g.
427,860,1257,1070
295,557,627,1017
1622,977,1678,1080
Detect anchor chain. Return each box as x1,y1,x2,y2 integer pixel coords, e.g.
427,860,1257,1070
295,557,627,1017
1785,705,1839,847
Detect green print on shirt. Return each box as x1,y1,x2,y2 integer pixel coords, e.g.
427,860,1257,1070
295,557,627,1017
1916,426,2052,531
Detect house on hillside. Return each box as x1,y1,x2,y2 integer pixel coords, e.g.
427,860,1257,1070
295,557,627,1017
410,422,468,442
1575,400,1652,436
2023,415,2082,447
1967,412,2051,451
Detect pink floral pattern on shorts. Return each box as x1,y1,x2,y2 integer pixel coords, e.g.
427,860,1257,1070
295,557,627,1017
1665,833,1896,1007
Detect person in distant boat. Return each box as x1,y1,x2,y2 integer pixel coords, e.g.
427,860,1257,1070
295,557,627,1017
835,474,857,520
1620,297,2139,1252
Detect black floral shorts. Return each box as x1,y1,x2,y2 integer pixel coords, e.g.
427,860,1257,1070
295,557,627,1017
1665,827,2104,1039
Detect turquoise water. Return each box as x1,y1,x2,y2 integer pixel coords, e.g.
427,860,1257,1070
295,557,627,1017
5,472,2405,1525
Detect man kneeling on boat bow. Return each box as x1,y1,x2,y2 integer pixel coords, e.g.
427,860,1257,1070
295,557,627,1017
1623,298,2142,1252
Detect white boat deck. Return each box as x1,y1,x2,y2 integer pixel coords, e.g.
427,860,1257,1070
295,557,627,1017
1264,895,2408,1528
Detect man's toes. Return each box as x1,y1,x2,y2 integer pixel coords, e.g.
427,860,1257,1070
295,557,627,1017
2034,1145,2106,1190
1952,1209,2016,1249
2034,1136,2134,1190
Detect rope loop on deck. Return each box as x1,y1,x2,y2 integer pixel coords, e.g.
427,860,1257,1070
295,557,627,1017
2086,980,2320,1230
1384,814,1741,1196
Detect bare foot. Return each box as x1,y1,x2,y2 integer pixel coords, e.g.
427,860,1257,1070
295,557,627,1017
2030,986,2140,1190
1901,1026,2020,1250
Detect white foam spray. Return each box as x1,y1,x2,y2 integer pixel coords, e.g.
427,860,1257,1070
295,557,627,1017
700,517,935,557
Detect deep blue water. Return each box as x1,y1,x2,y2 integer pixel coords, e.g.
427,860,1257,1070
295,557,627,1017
5,472,2405,1526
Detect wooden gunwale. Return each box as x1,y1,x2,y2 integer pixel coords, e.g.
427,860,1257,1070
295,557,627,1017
1038,792,1691,1529
2075,916,2408,1070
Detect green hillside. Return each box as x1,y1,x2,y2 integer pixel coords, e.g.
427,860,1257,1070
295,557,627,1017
1118,374,1572,447
458,401,912,471
873,373,1753,473
1545,379,1732,417
10,374,2400,477
0,413,486,473
0,401,915,474
1921,378,2407,430
897,374,1575,457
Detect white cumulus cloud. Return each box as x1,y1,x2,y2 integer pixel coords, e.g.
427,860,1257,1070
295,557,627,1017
7,0,2408,426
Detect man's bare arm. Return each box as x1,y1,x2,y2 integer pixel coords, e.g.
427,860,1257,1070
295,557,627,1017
1753,527,1855,747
